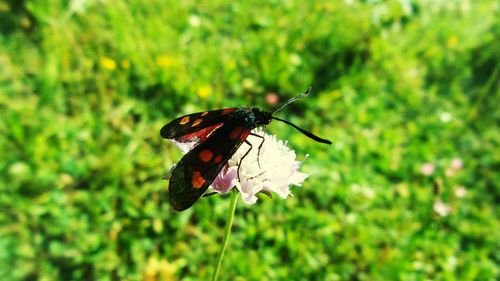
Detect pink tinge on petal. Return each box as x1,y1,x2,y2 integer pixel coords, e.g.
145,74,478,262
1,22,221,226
211,167,237,193
240,191,259,204
237,178,262,204
420,163,435,176
451,158,463,170
239,188,259,204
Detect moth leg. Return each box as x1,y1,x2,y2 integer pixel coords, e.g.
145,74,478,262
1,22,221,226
238,140,253,182
249,132,265,168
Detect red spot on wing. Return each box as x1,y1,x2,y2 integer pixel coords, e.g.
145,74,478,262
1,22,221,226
192,171,206,189
214,155,223,164
179,116,190,125
199,149,214,163
230,126,244,139
178,123,223,142
221,108,235,115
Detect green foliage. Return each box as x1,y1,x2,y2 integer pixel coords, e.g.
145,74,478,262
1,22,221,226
1,0,498,280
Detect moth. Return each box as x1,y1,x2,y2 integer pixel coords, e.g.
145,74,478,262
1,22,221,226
160,87,331,211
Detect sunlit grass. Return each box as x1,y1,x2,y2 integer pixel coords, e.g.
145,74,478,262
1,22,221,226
0,0,498,280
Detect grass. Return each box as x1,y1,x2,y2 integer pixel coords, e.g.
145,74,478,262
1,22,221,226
0,0,498,280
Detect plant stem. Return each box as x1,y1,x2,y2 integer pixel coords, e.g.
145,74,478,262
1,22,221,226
211,190,238,281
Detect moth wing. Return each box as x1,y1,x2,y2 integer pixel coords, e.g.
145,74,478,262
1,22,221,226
160,108,236,143
168,121,252,211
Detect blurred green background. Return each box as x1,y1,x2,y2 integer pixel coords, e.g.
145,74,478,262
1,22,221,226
1,0,498,280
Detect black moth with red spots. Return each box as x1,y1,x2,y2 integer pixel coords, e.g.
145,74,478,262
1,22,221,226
160,87,331,211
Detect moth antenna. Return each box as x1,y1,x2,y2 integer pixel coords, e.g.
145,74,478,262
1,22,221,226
272,86,312,114
272,116,332,144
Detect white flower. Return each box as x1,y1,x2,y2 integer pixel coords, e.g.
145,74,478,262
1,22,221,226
454,186,467,198
420,163,435,176
434,200,451,217
451,158,463,170
439,112,452,123
211,129,308,204
188,15,201,27
445,255,458,271
171,129,309,205
445,168,455,178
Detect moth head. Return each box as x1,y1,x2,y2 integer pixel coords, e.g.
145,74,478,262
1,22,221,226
252,107,272,126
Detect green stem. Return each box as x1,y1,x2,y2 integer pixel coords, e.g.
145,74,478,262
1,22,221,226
211,190,238,281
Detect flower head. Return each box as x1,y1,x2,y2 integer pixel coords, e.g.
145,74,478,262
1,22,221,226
100,56,116,70
265,92,279,106
197,85,213,99
420,163,435,176
454,186,467,198
212,130,308,204
171,129,308,205
433,200,451,217
450,158,463,170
